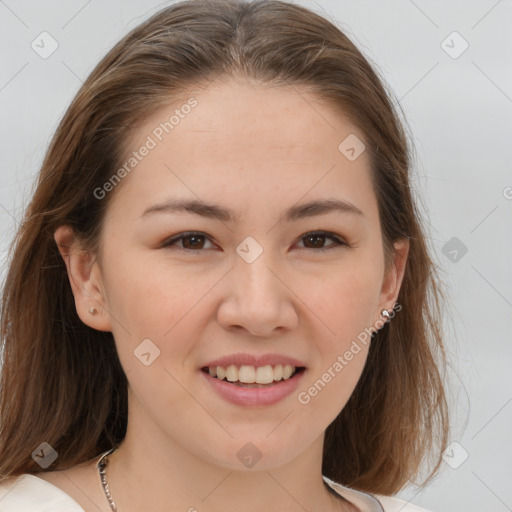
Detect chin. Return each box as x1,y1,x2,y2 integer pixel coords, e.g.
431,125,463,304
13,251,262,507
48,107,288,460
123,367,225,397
198,437,306,472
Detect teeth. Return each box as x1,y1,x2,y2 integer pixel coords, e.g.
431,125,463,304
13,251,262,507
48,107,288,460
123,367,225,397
226,364,238,382
255,365,274,384
282,364,294,379
238,365,256,383
207,364,297,384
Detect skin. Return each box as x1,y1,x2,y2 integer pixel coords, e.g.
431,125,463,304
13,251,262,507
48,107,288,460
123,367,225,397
48,76,409,512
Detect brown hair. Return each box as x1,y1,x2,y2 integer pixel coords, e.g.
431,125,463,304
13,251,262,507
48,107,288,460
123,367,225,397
0,0,448,494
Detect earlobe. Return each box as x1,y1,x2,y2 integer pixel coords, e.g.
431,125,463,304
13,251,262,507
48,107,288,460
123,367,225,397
53,225,112,332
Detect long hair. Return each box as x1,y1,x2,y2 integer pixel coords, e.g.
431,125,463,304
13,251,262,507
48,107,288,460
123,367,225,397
0,0,448,494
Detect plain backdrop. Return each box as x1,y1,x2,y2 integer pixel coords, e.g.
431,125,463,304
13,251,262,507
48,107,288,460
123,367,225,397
0,1,511,511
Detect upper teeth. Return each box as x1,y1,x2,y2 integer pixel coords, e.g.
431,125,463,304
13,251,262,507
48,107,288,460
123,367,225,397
208,364,296,384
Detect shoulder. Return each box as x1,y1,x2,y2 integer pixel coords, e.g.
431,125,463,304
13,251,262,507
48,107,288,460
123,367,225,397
375,494,433,512
323,476,434,512
0,473,84,511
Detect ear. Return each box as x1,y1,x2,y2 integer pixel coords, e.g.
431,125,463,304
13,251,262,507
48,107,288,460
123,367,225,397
54,225,112,332
374,238,410,324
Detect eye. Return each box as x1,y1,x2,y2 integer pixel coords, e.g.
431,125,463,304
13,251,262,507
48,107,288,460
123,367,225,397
161,230,347,253
161,232,216,252
295,231,347,252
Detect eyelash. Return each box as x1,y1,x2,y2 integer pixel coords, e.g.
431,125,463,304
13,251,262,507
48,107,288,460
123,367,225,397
161,231,348,253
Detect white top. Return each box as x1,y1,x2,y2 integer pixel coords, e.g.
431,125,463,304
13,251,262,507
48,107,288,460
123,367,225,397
0,473,432,511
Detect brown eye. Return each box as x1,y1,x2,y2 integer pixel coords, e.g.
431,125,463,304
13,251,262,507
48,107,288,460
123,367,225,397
181,234,206,249
161,230,347,253
162,232,214,251
297,231,347,252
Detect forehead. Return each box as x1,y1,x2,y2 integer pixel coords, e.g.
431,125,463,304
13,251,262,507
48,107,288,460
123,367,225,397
108,78,377,222
130,77,366,158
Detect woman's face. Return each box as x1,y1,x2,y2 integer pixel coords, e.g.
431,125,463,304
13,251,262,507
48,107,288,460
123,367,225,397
70,78,408,470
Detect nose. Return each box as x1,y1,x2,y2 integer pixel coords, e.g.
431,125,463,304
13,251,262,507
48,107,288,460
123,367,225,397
216,249,299,337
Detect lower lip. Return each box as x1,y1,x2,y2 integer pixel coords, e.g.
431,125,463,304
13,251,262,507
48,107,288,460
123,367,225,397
200,369,305,406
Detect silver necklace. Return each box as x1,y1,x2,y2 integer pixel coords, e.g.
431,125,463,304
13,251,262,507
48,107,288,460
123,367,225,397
96,447,119,511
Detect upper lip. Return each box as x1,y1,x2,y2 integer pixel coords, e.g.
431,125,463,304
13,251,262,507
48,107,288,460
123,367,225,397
202,353,306,369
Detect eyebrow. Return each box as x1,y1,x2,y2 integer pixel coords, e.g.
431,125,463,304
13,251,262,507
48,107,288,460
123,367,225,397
141,197,364,223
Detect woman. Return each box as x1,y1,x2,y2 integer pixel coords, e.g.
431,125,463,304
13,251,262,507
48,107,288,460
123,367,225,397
0,1,449,511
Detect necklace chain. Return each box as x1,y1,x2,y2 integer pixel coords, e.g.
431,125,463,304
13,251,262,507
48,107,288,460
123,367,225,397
96,447,119,512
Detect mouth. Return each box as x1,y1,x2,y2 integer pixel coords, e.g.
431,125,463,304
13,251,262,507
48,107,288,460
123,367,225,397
201,364,306,388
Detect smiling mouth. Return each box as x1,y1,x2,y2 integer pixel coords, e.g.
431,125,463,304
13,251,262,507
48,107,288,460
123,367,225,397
201,364,306,387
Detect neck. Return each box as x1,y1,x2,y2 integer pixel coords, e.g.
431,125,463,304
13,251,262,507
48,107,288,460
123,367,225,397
103,396,349,512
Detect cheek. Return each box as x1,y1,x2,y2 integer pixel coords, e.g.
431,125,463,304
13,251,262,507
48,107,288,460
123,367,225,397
102,250,212,334
293,260,379,414
298,328,371,432
297,257,382,340
99,252,214,382
295,340,370,446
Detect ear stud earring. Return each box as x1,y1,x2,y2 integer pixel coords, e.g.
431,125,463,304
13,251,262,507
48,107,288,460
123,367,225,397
371,308,393,339
89,307,97,315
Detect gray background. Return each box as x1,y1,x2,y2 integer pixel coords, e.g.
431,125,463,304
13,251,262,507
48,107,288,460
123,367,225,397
0,1,511,511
